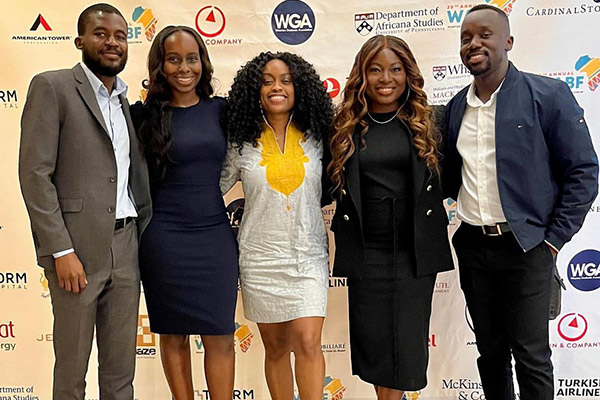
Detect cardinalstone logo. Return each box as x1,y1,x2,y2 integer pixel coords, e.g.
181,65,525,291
558,313,588,342
323,78,340,99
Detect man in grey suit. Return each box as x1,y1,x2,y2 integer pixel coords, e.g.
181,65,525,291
18,3,151,399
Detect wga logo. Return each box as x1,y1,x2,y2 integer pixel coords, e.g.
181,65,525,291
567,249,600,291
271,0,316,45
485,0,517,15
294,376,346,400
446,4,477,27
234,323,255,353
575,55,600,91
131,6,158,42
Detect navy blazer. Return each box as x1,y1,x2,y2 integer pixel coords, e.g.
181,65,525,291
444,62,598,252
324,107,454,279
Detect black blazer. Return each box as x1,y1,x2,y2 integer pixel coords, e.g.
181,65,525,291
324,107,454,279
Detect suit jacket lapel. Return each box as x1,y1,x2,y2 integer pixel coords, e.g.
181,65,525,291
73,64,109,134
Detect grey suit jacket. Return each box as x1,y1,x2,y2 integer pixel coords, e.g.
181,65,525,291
19,63,152,273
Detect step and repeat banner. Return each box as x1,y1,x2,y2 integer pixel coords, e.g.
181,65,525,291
1,0,599,399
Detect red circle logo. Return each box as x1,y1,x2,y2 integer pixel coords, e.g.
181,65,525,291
323,78,340,99
557,312,588,342
195,6,226,38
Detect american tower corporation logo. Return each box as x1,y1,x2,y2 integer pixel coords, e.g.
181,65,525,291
12,13,71,44
567,249,600,291
271,0,316,45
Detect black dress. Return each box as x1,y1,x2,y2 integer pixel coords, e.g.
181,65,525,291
347,112,436,390
137,98,238,335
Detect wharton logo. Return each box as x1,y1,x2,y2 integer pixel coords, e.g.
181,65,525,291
575,55,600,91
30,14,51,31
271,0,316,45
567,249,600,292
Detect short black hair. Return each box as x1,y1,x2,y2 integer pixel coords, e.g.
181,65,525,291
466,4,511,33
77,3,126,36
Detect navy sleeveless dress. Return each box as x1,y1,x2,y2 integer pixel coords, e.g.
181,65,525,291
138,98,238,335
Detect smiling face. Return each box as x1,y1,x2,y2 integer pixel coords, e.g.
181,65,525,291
365,47,407,113
460,9,513,77
75,11,128,78
163,30,202,105
260,59,295,121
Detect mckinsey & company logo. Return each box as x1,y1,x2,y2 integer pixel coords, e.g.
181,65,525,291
271,0,316,45
567,249,600,292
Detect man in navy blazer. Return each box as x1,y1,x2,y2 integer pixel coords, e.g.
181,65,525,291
444,5,598,400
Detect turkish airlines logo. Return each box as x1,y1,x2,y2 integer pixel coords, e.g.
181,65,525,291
323,78,340,99
195,6,226,38
557,313,588,342
30,14,52,31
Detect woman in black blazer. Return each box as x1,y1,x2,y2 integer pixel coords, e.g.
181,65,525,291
324,35,454,399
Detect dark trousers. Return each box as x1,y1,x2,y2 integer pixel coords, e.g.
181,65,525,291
452,223,554,400
45,221,140,400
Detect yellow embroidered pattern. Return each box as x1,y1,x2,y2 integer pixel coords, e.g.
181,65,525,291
258,123,309,210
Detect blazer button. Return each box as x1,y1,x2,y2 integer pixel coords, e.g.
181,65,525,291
343,214,350,221
426,209,433,216
109,177,116,183
342,189,347,195
426,184,433,192
108,206,115,213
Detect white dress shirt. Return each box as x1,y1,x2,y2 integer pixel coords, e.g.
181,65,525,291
456,80,506,226
53,63,137,258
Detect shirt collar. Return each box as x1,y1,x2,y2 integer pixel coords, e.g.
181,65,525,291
80,62,128,98
465,78,504,108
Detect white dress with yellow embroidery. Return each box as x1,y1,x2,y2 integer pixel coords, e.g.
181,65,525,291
220,123,329,323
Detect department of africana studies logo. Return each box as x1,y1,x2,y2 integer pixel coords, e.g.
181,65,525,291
12,13,71,44
354,7,444,36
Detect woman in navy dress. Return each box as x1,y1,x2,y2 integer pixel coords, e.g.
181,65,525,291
133,26,238,400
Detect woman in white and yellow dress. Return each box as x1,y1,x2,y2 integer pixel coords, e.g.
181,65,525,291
221,52,333,400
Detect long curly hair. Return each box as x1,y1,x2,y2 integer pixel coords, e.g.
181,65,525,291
138,25,214,182
328,35,440,195
223,52,333,150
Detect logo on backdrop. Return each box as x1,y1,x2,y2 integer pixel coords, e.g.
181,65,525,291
130,6,158,43
354,13,374,36
353,7,444,36
195,7,243,47
12,13,71,43
485,0,516,15
271,0,316,45
445,4,478,28
440,378,484,398
321,342,347,353
194,322,255,354
575,55,600,91
557,313,588,342
226,198,244,238
526,3,600,17
30,14,51,31
39,272,50,298
136,315,157,357
0,271,27,290
0,321,17,352
323,78,340,99
556,378,600,397
294,376,346,400
196,6,226,38
567,250,600,292
1,89,19,110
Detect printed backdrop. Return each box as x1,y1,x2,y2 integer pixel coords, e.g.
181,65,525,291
1,1,599,399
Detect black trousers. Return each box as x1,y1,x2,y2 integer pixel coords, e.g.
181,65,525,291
452,223,554,400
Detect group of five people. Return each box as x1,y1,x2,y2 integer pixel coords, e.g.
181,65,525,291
18,2,598,400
